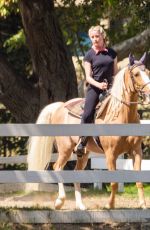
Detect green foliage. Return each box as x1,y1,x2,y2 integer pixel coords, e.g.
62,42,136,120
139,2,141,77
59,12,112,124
3,29,25,53
56,0,105,55
0,136,28,157
105,0,150,44
55,0,150,94
0,0,30,77
0,107,28,158
0,0,19,18
0,0,149,158
124,183,150,197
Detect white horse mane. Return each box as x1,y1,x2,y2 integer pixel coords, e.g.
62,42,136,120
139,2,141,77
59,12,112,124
106,67,127,119
111,67,126,99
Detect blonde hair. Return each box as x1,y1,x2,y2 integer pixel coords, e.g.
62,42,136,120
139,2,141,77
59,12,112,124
88,25,108,45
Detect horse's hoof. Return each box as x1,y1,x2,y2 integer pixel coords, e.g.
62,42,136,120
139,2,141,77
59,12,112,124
54,198,65,210
104,204,115,209
76,203,87,210
139,202,147,209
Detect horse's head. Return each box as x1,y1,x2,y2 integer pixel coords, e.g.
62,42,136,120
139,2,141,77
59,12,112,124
128,52,150,103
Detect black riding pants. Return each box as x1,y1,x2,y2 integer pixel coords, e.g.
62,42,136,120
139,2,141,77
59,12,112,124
81,85,103,124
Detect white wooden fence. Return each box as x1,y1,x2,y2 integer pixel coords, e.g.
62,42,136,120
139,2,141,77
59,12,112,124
91,156,150,191
0,122,149,223
0,120,149,136
0,154,150,192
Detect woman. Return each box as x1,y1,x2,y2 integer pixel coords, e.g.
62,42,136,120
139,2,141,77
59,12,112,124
76,25,118,157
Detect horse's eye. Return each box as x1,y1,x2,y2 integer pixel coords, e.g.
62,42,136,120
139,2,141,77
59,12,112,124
134,73,139,77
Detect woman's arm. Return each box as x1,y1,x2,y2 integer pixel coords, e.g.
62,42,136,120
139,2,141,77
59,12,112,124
84,61,108,90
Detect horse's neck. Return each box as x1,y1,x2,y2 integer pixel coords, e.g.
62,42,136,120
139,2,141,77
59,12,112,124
120,71,139,123
119,93,139,123
102,92,139,123
97,68,140,123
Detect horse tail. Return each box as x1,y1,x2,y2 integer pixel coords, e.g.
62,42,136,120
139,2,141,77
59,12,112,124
27,102,63,170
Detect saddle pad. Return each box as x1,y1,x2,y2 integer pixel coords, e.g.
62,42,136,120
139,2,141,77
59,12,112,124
65,95,111,119
64,98,85,118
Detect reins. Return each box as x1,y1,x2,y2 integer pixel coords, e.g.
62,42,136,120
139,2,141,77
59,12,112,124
111,95,149,106
111,64,150,106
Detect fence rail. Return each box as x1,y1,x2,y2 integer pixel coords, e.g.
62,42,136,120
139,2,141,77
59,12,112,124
0,170,150,183
0,121,149,136
0,121,149,186
0,121,150,224
1,209,150,224
0,152,100,164
91,158,150,170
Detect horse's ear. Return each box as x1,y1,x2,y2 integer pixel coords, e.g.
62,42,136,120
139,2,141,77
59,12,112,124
139,52,147,64
129,53,135,66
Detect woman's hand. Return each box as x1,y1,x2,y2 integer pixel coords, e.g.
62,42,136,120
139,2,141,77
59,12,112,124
97,82,108,90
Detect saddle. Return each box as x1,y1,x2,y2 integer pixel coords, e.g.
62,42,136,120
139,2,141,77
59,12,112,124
65,95,111,152
64,94,111,119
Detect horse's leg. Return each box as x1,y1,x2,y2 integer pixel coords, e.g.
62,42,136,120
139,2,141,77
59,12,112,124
53,137,74,210
53,158,68,210
53,165,66,210
131,147,146,209
74,152,89,210
105,152,118,209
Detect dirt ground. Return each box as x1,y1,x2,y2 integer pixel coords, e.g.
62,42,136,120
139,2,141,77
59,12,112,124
0,186,150,210
0,187,150,230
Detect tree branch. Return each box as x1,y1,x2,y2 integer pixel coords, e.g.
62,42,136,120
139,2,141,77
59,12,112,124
113,28,150,61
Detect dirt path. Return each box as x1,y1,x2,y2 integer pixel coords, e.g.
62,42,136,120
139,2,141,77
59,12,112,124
0,188,150,229
0,188,150,210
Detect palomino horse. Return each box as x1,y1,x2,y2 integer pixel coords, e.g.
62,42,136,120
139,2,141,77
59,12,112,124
28,53,150,210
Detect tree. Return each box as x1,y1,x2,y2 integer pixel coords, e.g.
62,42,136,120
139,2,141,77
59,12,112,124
56,0,150,75
0,0,149,156
113,28,150,61
0,0,149,122
0,0,78,122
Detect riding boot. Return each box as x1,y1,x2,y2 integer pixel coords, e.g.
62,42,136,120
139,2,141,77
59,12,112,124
75,136,89,157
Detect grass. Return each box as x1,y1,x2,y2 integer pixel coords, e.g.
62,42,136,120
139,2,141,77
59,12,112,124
123,183,150,197
0,183,150,199
80,183,150,198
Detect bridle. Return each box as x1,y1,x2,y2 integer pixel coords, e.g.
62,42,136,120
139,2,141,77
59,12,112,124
112,64,150,106
129,64,150,95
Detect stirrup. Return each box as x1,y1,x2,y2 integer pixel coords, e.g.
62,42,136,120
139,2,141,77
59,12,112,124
76,146,86,157
74,142,86,157
74,136,89,157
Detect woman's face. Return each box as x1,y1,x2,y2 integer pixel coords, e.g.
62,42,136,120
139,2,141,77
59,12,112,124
89,30,104,48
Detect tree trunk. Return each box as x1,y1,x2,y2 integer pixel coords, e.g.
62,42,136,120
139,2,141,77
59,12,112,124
19,0,78,108
0,0,78,122
0,56,40,122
